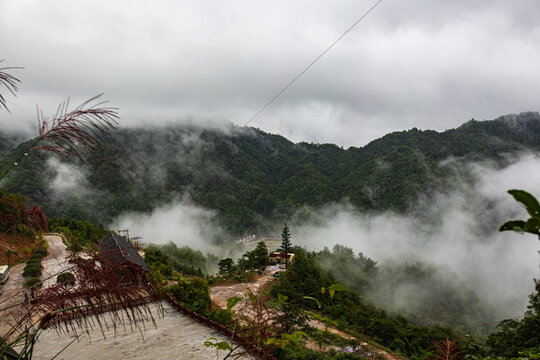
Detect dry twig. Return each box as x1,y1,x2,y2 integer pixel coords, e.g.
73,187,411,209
431,339,465,360
0,59,21,112
34,94,119,161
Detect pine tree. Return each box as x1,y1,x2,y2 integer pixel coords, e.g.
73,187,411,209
280,223,292,267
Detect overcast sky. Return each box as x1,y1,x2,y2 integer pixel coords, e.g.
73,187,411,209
1,0,539,147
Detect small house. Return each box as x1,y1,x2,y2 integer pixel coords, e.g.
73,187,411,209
269,251,294,265
99,233,149,286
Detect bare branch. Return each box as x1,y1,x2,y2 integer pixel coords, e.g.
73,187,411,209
431,339,465,360
0,60,22,112
0,197,48,239
33,94,119,161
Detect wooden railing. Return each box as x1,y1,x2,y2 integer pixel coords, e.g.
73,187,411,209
39,290,276,359
40,293,160,329
162,292,277,360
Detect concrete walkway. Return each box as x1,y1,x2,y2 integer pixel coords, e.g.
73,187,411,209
0,234,69,335
0,263,25,334
33,301,252,360
41,234,70,288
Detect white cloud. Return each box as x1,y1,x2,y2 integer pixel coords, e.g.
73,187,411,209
47,157,89,199
1,1,539,146
292,154,540,318
110,199,224,253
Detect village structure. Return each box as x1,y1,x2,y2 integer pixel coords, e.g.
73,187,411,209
0,232,258,360
268,251,294,265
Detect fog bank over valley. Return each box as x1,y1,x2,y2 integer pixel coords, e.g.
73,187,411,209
291,154,540,325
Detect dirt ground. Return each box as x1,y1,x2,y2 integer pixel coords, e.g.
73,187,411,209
0,234,36,266
209,269,406,360
307,319,405,360
210,268,278,310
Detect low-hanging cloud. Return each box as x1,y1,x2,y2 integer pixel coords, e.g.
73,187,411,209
110,199,228,254
291,153,540,325
1,1,540,147
47,158,89,199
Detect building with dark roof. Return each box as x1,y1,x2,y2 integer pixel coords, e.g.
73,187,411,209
99,233,149,286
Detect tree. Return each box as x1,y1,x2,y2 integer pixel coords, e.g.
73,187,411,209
238,251,256,270
166,278,211,314
280,223,292,267
253,242,269,268
275,294,308,334
66,236,83,257
218,258,234,275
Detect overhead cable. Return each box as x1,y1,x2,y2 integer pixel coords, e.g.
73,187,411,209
245,0,384,126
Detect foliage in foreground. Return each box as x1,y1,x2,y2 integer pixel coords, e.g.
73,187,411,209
166,277,212,314
270,248,458,359
488,189,540,358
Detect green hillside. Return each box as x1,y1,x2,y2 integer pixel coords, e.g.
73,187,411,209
1,112,539,234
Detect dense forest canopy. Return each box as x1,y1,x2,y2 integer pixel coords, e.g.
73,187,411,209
1,112,539,234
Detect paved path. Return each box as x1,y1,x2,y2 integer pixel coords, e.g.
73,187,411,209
41,234,70,288
0,263,25,334
33,301,252,360
0,234,69,335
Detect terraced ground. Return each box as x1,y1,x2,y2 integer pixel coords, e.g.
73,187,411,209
33,301,253,360
210,268,407,360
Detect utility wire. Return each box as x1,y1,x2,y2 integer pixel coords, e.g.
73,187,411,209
7,99,37,122
245,0,384,126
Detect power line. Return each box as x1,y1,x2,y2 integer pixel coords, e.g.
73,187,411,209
245,0,384,126
7,99,36,122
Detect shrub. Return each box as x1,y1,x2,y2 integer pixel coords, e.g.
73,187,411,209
23,277,42,288
28,253,42,261
26,258,41,267
208,308,234,327
57,272,75,286
33,248,47,257
22,265,41,278
166,277,211,314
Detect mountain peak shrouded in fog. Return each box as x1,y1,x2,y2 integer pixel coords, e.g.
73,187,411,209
2,1,540,147
1,112,540,231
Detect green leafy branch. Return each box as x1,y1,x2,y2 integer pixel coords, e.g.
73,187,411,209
499,190,540,236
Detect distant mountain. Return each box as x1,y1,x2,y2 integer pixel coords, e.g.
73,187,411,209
1,112,539,234
0,130,25,159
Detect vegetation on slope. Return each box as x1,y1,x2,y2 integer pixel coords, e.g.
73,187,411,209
1,113,540,234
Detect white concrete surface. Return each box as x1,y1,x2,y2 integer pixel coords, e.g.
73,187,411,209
33,301,252,360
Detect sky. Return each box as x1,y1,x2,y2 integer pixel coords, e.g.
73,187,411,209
1,0,540,147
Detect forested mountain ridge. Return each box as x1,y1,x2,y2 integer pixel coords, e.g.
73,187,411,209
1,111,539,234
0,131,25,159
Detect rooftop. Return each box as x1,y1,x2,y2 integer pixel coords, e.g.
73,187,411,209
99,233,149,271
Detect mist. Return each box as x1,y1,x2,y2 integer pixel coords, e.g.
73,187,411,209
110,198,229,253
46,158,90,199
39,122,540,330
291,153,540,329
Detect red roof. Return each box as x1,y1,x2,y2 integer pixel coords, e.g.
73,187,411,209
270,251,293,259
